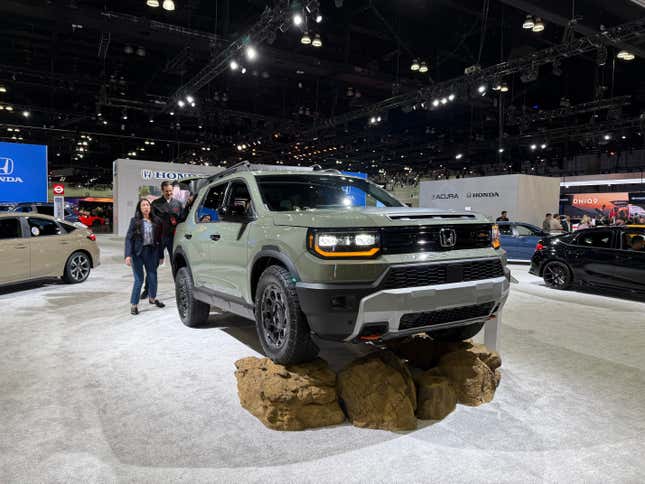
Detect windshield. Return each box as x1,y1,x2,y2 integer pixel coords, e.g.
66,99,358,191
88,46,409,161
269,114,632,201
256,174,404,211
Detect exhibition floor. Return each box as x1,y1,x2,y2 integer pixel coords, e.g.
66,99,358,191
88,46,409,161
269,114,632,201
1,236,644,484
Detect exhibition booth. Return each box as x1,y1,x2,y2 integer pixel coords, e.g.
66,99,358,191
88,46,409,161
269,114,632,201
112,158,223,236
419,174,561,226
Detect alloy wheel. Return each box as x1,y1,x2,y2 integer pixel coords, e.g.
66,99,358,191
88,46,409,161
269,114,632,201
260,283,288,349
70,254,90,281
544,262,568,288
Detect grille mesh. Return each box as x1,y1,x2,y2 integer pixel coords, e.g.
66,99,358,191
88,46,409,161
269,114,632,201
399,302,495,330
381,259,504,290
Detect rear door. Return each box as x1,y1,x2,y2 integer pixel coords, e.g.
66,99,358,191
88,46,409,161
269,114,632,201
513,224,544,261
613,228,645,290
188,181,228,288
208,179,255,298
0,217,29,284
569,229,619,286
26,217,69,278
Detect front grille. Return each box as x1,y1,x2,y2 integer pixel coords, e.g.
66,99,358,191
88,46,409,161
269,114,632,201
399,302,495,330
381,224,492,254
381,259,504,290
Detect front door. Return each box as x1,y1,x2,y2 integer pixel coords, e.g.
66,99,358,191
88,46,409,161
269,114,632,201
614,228,645,290
0,217,29,284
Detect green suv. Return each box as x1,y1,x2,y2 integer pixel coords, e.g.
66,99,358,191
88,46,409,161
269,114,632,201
172,163,509,364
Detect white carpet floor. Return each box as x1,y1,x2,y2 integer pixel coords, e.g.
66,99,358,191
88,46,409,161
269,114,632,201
1,235,644,483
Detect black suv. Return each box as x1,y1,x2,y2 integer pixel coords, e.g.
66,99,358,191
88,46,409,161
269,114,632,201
530,225,645,293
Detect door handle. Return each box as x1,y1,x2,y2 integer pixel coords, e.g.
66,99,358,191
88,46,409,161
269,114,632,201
210,234,221,241
184,233,192,239
60,242,70,245
14,245,27,249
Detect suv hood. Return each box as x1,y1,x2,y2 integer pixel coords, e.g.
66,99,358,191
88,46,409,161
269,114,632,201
272,207,489,228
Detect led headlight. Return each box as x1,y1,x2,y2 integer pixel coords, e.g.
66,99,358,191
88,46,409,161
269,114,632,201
308,229,381,258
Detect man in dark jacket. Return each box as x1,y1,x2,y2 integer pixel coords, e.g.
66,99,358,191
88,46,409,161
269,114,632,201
141,181,184,300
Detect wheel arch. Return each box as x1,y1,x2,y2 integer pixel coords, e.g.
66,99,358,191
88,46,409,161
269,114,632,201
250,248,300,301
172,246,190,279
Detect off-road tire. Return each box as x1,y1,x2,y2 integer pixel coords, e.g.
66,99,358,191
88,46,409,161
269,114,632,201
428,322,485,341
63,251,91,284
175,267,210,327
254,265,319,364
542,261,573,290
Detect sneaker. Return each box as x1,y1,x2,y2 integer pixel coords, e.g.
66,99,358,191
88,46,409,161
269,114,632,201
150,299,165,308
131,305,139,315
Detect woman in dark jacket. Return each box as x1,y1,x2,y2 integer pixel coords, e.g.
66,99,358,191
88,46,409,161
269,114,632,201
125,199,166,315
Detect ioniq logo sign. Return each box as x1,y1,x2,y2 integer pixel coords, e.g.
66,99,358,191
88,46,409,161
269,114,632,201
0,157,24,183
141,169,200,181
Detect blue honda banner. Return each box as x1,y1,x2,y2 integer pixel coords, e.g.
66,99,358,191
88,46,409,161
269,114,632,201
0,142,48,203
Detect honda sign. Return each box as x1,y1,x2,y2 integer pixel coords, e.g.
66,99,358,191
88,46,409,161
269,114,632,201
0,141,48,203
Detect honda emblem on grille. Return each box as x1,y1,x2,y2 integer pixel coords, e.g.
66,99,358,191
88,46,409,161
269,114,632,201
439,228,457,248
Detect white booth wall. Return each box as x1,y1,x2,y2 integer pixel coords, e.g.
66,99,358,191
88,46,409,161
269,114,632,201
419,174,560,226
113,159,224,236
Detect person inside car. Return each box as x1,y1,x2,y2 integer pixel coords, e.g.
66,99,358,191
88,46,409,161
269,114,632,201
630,235,644,251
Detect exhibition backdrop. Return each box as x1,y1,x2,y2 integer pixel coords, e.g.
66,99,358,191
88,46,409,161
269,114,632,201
0,141,48,203
419,174,561,226
113,159,223,235
560,192,645,218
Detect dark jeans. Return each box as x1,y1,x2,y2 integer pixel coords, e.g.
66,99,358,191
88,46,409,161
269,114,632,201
130,246,159,305
161,235,174,260
143,235,172,294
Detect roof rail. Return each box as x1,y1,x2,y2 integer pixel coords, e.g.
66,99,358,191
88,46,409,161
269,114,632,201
205,161,253,182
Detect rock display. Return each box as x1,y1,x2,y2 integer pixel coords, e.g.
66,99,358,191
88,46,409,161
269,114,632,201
387,335,473,370
437,351,496,406
235,341,503,430
415,373,457,420
234,357,346,431
337,351,417,431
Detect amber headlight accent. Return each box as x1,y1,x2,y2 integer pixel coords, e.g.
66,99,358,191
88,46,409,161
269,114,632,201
491,224,501,249
307,229,381,258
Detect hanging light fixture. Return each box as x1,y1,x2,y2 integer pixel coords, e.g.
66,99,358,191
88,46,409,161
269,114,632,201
146,0,160,7
300,31,312,45
410,59,420,71
532,17,545,32
500,82,509,92
617,50,635,61
522,14,535,30
162,0,175,11
418,61,428,73
312,33,322,47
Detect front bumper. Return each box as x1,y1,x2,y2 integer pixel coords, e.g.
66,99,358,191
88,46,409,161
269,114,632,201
296,258,510,342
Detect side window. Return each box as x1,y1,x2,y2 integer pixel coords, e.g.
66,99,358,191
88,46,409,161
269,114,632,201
36,206,54,216
28,217,62,237
622,230,645,252
576,230,613,249
15,206,32,213
498,224,512,236
196,183,227,223
224,181,253,216
0,218,22,239
516,225,538,237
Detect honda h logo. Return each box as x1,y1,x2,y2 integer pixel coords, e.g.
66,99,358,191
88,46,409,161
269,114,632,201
439,227,457,248
0,156,23,183
0,157,14,175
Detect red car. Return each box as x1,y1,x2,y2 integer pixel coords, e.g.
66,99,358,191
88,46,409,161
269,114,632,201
79,214,106,227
